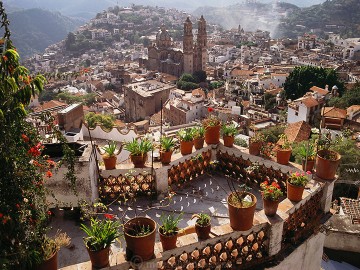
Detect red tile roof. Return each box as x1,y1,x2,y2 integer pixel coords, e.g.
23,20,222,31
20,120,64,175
284,121,312,143
322,107,347,119
301,97,319,108
310,86,329,96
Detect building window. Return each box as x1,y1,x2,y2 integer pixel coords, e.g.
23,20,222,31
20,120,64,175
139,100,144,106
295,111,298,116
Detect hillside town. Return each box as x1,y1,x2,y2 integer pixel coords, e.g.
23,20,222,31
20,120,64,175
1,3,360,270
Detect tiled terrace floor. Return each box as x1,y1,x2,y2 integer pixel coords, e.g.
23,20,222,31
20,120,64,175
53,173,265,269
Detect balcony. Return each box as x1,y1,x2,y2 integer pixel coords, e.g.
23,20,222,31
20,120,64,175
57,143,335,270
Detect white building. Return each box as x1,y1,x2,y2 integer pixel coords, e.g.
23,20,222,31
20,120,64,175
287,95,320,124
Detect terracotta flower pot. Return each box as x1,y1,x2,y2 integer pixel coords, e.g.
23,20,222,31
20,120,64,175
193,137,205,150
315,150,341,180
130,154,147,168
180,140,193,155
160,150,172,164
287,181,305,202
263,198,279,217
195,223,211,240
204,125,221,145
302,159,315,172
276,148,292,165
227,192,256,231
223,135,235,147
87,246,110,269
159,227,178,251
37,252,58,270
103,155,117,170
249,141,262,156
124,217,156,261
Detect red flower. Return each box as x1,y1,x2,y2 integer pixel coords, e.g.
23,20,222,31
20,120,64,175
47,210,52,216
16,204,20,209
21,134,29,143
0,213,3,218
2,55,8,61
104,213,114,220
45,171,53,178
208,107,213,113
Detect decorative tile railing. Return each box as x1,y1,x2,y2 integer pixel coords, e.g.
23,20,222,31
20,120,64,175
282,187,324,246
158,224,270,270
167,149,212,188
98,171,156,202
216,150,289,194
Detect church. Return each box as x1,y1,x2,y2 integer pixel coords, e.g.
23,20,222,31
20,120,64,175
141,16,207,78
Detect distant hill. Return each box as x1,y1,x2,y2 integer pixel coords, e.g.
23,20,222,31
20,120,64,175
275,0,360,38
8,8,83,58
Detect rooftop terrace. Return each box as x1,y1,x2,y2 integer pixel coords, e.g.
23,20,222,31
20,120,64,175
52,143,335,270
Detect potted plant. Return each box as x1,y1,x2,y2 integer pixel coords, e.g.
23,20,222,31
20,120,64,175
222,123,238,147
249,132,266,156
177,128,194,155
287,171,311,202
191,213,211,239
124,138,153,168
160,137,176,164
296,142,316,172
227,184,257,231
123,216,157,261
276,134,292,165
102,141,118,170
192,126,205,150
315,135,341,180
158,212,183,251
260,181,283,216
202,107,221,145
80,216,122,269
37,232,71,270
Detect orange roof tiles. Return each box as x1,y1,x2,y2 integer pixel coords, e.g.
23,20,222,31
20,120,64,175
322,107,347,119
284,121,311,143
301,97,319,108
310,86,329,96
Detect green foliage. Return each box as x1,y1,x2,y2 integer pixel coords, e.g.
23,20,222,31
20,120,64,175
209,81,224,90
124,138,153,156
85,112,115,130
259,125,285,143
222,123,238,136
284,66,344,100
234,138,248,147
192,213,210,226
192,126,205,139
102,141,117,157
177,73,199,91
328,84,360,109
264,92,276,110
288,171,311,187
193,70,207,83
159,212,183,236
177,128,194,142
80,217,121,251
260,181,283,201
160,137,176,152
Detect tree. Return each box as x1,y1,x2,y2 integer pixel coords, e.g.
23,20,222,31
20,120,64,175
193,70,207,83
328,84,360,109
284,66,344,100
177,73,199,90
65,32,76,51
260,125,286,143
85,112,115,130
264,92,276,110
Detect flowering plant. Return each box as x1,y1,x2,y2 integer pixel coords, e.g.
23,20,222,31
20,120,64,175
80,215,122,251
202,107,221,129
260,181,283,201
287,171,311,187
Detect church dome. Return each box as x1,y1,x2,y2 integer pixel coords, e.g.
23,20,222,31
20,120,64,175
156,25,171,48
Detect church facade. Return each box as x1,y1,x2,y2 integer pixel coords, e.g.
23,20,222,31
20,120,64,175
142,16,207,78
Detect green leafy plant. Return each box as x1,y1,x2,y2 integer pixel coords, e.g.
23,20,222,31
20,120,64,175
222,123,238,137
80,216,122,251
278,134,291,150
126,222,152,237
41,231,71,261
234,138,248,147
191,213,210,226
177,128,194,142
296,142,316,161
288,171,311,187
192,126,205,139
124,138,153,156
160,137,176,152
250,132,267,143
202,107,221,129
103,141,117,157
260,181,283,201
159,212,183,236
